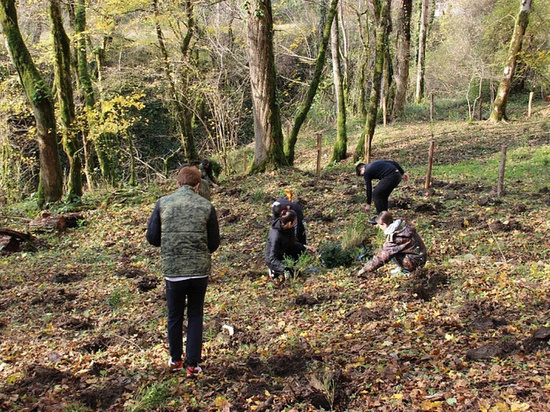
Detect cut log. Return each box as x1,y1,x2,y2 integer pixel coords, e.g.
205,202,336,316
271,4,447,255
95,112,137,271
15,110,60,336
28,213,84,232
29,216,67,232
0,228,34,252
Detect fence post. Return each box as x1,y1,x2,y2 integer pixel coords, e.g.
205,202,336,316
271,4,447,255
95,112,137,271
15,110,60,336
382,96,387,127
364,135,370,164
316,133,322,182
478,98,483,121
425,140,435,192
528,91,534,118
497,145,507,197
430,93,434,122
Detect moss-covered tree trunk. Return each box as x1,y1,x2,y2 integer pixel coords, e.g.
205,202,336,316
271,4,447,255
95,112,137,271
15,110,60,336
0,0,63,205
490,0,533,122
285,0,339,165
246,0,286,172
414,0,428,104
330,9,347,163
49,0,82,202
393,0,412,118
354,0,391,160
75,0,113,187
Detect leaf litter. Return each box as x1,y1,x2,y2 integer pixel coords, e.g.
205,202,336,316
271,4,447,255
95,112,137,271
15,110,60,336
0,118,549,410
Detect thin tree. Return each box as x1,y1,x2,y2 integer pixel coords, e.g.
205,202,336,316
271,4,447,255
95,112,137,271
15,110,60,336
490,0,533,122
152,0,198,162
414,0,428,103
354,0,392,160
393,0,412,117
0,0,63,205
49,0,82,202
245,0,286,172
330,8,347,163
75,0,96,188
285,0,339,165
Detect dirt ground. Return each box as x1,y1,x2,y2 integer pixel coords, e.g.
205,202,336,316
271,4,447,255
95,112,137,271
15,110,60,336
1,117,549,411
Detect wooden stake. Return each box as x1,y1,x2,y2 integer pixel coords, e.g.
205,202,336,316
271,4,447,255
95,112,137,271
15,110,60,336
425,140,435,191
478,98,483,121
382,96,387,127
430,93,434,122
528,91,534,118
497,145,507,197
315,133,322,182
364,135,370,164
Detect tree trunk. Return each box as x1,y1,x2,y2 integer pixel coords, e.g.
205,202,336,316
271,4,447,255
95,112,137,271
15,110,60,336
0,0,63,205
393,0,412,117
354,0,391,160
49,0,82,202
414,0,428,103
75,0,96,188
246,0,286,172
285,0,339,165
152,0,198,162
490,0,533,122
330,9,347,163
382,47,394,123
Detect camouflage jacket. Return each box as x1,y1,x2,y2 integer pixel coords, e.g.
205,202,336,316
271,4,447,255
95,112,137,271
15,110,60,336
146,185,220,278
364,219,427,272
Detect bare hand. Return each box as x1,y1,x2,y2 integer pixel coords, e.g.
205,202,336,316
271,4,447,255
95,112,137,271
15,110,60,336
305,245,317,254
402,172,410,182
365,204,371,214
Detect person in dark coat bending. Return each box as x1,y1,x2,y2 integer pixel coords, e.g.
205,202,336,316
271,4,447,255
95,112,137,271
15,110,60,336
265,210,315,281
271,198,307,245
356,160,409,224
358,211,427,276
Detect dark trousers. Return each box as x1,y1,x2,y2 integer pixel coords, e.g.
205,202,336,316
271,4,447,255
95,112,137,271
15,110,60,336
296,222,307,245
165,277,208,366
373,172,402,214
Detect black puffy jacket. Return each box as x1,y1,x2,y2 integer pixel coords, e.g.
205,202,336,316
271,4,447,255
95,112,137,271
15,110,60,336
265,219,306,275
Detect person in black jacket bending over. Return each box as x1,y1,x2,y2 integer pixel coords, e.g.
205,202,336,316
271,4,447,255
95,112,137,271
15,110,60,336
271,198,307,245
265,210,315,281
356,160,409,224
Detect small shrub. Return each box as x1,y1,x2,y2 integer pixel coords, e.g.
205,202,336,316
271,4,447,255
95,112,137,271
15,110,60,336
341,215,369,250
319,242,360,269
126,381,173,412
283,251,318,282
250,189,266,203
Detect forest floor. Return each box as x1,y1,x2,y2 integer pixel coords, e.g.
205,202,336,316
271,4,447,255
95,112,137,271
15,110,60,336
1,110,550,411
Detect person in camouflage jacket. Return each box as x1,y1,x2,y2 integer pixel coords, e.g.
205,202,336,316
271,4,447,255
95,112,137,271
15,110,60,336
359,211,427,275
146,166,220,376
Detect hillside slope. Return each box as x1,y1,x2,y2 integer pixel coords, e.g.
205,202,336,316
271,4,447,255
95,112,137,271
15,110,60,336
1,116,549,411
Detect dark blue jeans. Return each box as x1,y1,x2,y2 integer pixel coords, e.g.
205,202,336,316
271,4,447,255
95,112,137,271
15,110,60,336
165,277,208,367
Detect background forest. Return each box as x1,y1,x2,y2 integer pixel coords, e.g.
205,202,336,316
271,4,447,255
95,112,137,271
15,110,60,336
1,0,550,411
0,0,549,203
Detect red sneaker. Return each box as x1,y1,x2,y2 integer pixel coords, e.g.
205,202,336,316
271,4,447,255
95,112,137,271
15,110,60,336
168,358,184,372
186,365,202,378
